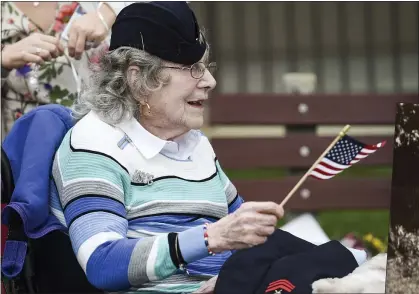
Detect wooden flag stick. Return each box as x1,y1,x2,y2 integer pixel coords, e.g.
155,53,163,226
279,124,352,208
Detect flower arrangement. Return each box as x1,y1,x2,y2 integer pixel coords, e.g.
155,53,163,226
340,232,366,250
363,233,387,255
341,232,387,257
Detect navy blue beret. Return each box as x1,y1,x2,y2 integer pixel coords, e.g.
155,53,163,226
109,1,207,65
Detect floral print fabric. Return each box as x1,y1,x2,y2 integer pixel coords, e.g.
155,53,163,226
1,1,108,135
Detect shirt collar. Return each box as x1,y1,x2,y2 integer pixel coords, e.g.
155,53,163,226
114,114,201,160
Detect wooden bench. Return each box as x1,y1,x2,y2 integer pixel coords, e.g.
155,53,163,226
208,93,419,211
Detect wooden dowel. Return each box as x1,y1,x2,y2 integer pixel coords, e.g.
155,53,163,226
279,124,352,208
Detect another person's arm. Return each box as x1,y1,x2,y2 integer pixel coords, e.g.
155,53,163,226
66,2,134,59
1,33,63,69
1,33,63,87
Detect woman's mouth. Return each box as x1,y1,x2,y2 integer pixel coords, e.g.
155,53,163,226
187,100,204,108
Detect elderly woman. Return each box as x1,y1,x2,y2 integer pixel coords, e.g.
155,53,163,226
50,2,284,293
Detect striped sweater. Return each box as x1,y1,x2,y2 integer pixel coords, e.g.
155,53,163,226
50,111,244,293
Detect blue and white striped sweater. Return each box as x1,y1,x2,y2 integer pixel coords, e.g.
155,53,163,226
50,113,244,293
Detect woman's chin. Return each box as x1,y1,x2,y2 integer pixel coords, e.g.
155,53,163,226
185,116,205,130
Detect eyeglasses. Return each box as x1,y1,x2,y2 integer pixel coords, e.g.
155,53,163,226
161,62,217,79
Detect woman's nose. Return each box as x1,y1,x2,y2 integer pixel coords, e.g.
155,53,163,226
198,69,217,90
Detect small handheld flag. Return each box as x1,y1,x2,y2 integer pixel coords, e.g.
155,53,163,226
310,135,386,180
279,125,386,208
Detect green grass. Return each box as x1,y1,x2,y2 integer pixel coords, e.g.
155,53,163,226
226,167,391,245
316,209,390,241
275,210,390,243
226,166,392,180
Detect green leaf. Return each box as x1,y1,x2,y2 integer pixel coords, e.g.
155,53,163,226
62,93,78,106
49,85,69,101
39,63,49,71
50,62,57,78
46,73,53,83
38,70,50,81
60,99,74,107
7,3,13,14
38,65,56,83
57,65,64,75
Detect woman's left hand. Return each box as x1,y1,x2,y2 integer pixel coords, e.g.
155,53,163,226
67,4,115,59
192,276,218,294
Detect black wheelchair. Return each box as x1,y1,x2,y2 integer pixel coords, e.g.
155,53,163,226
1,109,102,293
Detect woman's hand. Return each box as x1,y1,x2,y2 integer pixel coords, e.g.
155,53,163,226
1,33,64,69
206,202,284,252
67,4,115,59
192,276,218,294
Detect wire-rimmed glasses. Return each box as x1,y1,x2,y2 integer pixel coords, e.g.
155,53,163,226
161,62,217,79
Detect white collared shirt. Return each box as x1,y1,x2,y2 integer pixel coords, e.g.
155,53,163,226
114,114,202,161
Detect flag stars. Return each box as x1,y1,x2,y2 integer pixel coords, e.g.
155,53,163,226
311,136,385,180
325,138,367,164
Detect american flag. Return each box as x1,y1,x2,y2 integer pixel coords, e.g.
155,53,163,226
310,135,386,180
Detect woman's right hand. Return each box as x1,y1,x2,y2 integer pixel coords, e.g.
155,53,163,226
1,33,64,69
206,202,284,252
